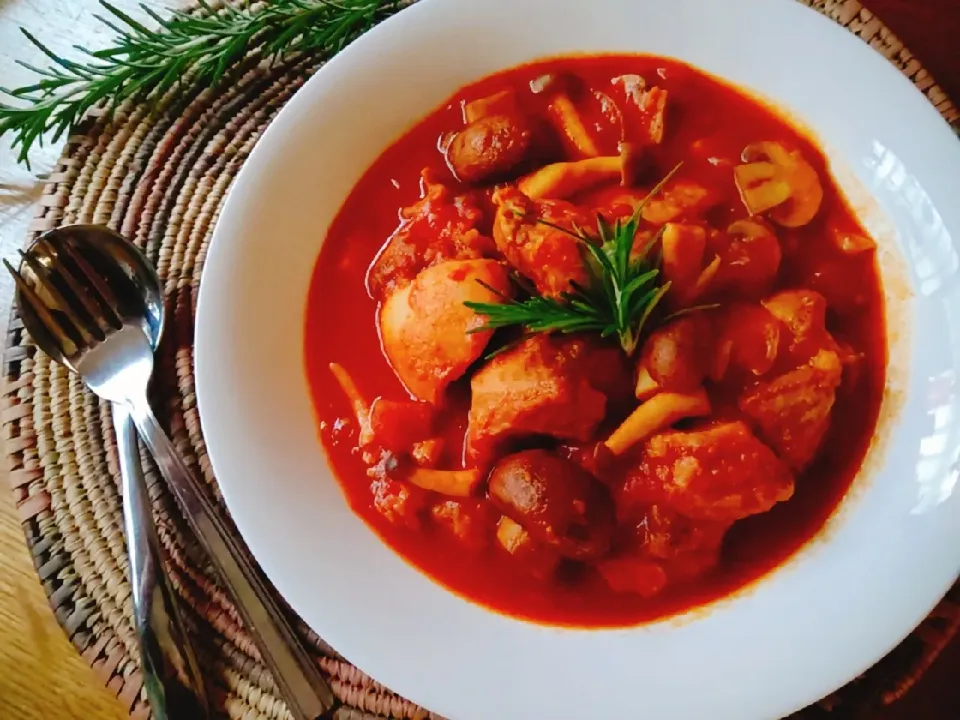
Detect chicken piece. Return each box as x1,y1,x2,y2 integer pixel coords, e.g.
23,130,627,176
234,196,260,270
639,505,730,579
445,114,534,184
597,556,668,597
598,505,729,595
707,220,782,301
710,303,781,381
366,171,496,301
380,259,513,403
467,334,630,461
488,449,616,560
431,499,498,549
411,438,445,467
492,186,593,298
618,421,795,522
661,223,707,300
365,398,435,452
370,476,427,529
739,349,843,472
641,181,715,225
613,74,668,146
762,289,833,364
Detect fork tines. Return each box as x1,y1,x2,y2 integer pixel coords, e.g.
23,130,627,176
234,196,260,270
4,232,127,361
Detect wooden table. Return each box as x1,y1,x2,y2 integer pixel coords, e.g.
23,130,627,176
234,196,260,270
0,1,957,718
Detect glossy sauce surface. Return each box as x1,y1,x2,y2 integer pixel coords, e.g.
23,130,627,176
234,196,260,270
305,55,886,626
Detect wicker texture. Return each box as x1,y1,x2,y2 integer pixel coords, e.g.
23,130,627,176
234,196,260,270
3,1,959,718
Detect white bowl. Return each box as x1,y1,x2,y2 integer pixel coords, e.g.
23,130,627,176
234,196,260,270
195,0,960,717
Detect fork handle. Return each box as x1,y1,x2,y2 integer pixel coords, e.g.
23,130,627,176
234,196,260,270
113,403,209,720
124,395,337,720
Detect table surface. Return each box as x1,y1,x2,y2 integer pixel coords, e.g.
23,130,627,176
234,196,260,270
0,1,958,718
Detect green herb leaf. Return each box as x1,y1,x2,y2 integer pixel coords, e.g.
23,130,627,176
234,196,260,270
468,163,682,355
0,0,406,167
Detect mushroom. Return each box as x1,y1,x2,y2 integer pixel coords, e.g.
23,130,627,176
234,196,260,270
733,141,823,227
517,142,645,200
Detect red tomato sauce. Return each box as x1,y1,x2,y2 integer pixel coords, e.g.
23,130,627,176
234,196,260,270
304,55,887,627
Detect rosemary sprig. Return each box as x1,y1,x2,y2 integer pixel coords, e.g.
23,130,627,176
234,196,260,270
0,0,403,166
465,164,682,356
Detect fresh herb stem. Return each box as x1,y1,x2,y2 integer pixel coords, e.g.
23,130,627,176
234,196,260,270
466,163,683,356
0,0,404,167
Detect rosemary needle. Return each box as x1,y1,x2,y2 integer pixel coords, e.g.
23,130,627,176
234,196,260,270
465,164,682,356
0,0,405,167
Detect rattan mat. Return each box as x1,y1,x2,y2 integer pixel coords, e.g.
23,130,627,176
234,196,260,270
4,1,960,718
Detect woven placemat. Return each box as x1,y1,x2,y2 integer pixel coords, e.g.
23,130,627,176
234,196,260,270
4,1,959,718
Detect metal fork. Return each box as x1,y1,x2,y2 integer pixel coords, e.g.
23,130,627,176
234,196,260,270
7,234,209,720
7,227,338,720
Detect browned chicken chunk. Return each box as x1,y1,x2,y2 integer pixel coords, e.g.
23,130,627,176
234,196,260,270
598,505,730,596
739,348,843,472
467,334,630,461
380,259,513,403
618,421,795,522
762,288,834,365
491,186,593,298
431,499,499,549
366,171,496,301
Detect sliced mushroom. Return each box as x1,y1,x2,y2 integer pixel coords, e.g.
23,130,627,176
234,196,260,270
604,389,712,456
548,93,600,157
518,155,621,200
734,141,823,227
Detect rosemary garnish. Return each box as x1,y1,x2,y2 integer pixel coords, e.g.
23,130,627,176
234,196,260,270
466,164,682,356
0,0,404,166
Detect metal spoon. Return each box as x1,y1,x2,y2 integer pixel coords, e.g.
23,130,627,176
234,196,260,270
7,225,338,720
7,226,208,719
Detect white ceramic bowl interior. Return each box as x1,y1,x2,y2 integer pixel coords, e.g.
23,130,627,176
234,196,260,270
195,1,960,718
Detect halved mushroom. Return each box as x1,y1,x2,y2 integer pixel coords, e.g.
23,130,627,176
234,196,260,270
445,114,534,184
488,450,616,561
708,219,782,299
733,141,823,227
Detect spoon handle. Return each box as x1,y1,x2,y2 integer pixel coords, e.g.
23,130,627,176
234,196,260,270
125,396,337,720
113,403,209,720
